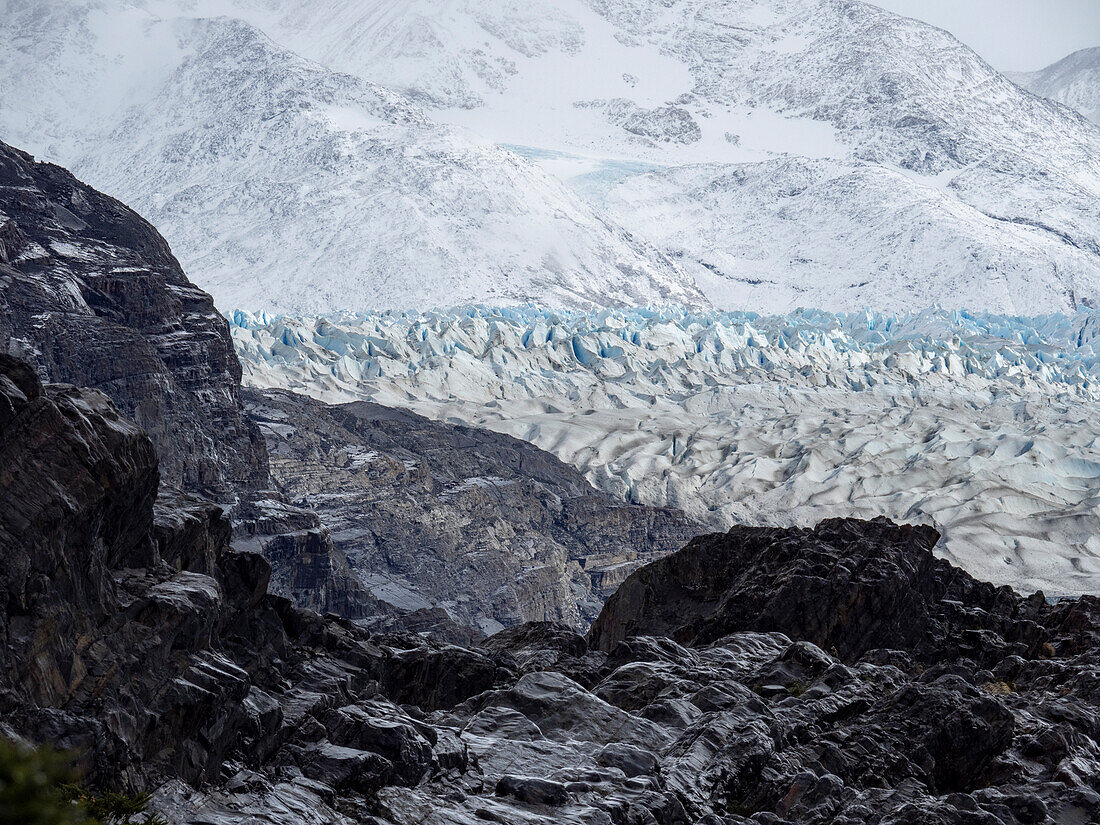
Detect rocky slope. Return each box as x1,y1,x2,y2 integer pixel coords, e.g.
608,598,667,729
0,139,266,494
0,353,507,810
242,387,699,633
5,358,1100,824
1011,47,1100,125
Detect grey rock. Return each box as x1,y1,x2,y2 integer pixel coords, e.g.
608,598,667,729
595,742,660,777
298,741,392,795
0,140,267,494
319,697,435,785
575,98,703,144
496,774,570,806
0,355,492,800
244,387,699,632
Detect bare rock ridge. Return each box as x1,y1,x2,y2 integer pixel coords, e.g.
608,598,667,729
0,139,266,494
244,387,699,632
4,351,1100,823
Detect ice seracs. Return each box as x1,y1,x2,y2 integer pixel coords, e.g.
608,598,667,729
231,305,1100,598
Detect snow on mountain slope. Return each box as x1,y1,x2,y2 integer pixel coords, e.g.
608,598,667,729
603,158,1097,312
4,0,1098,312
231,306,1100,597
1011,47,1100,126
0,1,704,313
211,0,1100,313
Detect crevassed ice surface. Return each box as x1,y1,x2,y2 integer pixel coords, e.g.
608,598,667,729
231,306,1100,597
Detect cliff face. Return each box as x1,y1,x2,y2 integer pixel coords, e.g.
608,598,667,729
0,140,266,494
0,353,506,795
244,387,700,632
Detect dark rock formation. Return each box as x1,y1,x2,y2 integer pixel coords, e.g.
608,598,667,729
231,497,383,620
589,517,1069,664
0,355,509,803
243,387,699,631
0,140,266,493
6,350,1100,824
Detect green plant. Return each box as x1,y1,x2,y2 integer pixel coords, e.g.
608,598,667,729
0,739,166,825
0,738,89,825
62,786,167,825
787,680,809,697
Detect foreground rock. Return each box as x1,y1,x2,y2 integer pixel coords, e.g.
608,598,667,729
0,139,266,493
4,354,1100,824
370,519,1100,824
244,387,698,631
0,355,509,807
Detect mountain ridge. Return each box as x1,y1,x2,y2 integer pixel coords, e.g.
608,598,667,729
3,0,1099,313
1010,46,1100,126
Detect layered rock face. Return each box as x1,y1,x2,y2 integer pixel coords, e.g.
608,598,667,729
0,355,508,801
0,140,266,494
245,387,699,632
5,360,1099,824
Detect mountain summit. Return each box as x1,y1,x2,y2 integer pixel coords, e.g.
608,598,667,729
1011,46,1100,126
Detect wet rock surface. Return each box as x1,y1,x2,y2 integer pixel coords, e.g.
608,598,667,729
5,353,1100,824
244,387,699,632
0,355,510,800
0,139,266,494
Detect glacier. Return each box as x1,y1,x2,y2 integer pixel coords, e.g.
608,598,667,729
231,305,1100,598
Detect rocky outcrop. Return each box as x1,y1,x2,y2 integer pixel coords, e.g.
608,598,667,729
589,517,1057,659
244,387,699,632
0,355,509,800
590,516,1100,671
6,353,1100,824
0,140,266,494
230,497,383,619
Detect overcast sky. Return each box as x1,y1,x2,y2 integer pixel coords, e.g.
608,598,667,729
869,0,1100,72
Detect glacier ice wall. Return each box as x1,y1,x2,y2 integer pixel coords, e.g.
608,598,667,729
231,305,1100,596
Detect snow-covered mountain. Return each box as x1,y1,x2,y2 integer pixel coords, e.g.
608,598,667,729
0,2,703,313
231,305,1100,597
225,0,1100,314
1011,47,1100,126
2,0,1099,313
603,158,1098,311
